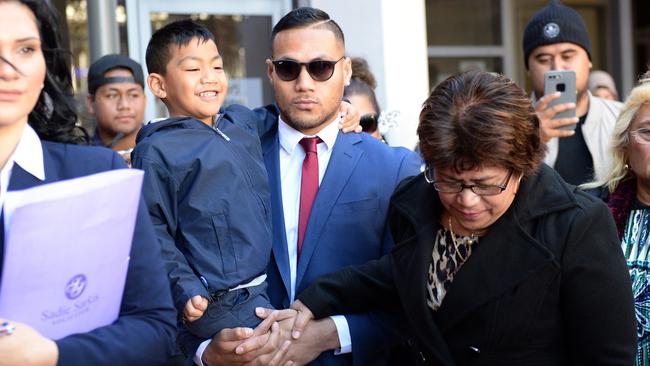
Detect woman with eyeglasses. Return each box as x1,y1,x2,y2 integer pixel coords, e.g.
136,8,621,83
289,71,636,365
583,72,650,365
0,1,176,364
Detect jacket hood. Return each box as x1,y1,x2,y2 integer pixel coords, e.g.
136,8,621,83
136,116,215,143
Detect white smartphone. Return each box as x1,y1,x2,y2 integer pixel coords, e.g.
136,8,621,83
544,70,577,130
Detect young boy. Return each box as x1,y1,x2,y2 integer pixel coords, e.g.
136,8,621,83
132,19,358,359
132,20,275,344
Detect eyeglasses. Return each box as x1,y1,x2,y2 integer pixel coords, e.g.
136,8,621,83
360,113,378,133
629,128,650,144
425,166,513,196
271,57,345,82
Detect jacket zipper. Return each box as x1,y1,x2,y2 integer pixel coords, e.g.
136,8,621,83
212,114,231,141
213,114,269,219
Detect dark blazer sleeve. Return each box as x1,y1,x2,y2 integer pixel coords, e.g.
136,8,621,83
560,196,636,365
298,253,400,322
56,153,177,365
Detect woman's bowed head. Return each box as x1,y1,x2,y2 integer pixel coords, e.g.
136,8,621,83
417,71,545,236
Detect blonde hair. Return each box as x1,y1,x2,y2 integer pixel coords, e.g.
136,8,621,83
582,71,650,192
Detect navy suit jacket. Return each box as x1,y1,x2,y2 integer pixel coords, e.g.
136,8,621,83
259,110,421,365
0,141,177,365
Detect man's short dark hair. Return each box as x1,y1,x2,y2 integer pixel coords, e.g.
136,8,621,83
146,19,215,75
271,7,344,46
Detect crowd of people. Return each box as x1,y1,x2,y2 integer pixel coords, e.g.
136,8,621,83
0,0,647,365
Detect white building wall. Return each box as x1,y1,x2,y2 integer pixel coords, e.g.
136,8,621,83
306,0,429,149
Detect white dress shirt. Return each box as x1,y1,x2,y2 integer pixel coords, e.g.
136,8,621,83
0,124,45,209
277,116,352,354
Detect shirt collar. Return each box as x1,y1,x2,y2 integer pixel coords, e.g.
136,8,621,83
13,123,45,181
278,114,340,155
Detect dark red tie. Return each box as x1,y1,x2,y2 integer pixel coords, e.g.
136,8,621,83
297,137,322,259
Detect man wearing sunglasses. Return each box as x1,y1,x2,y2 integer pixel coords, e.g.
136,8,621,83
247,7,422,366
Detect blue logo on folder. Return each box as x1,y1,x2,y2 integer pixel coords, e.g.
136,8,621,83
65,274,87,300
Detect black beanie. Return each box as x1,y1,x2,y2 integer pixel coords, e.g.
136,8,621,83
522,0,592,68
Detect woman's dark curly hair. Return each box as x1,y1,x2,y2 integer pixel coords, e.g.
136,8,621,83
344,57,380,115
14,0,87,144
418,71,545,177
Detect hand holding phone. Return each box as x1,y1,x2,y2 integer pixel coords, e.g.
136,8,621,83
543,70,577,131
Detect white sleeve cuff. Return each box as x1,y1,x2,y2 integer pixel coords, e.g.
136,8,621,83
330,315,352,354
194,339,211,366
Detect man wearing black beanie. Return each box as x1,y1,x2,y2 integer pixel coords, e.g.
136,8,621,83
523,0,622,185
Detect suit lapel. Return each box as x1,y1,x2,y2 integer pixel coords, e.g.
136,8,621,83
435,207,556,332
295,132,363,289
7,163,46,191
261,126,292,298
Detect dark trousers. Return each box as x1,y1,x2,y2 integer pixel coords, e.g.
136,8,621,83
184,281,273,339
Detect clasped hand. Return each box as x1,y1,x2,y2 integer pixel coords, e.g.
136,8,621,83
201,301,324,366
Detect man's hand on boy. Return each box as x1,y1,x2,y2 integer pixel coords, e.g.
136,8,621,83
338,101,362,134
184,295,209,322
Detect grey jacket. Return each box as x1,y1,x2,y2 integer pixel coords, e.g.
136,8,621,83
544,92,622,181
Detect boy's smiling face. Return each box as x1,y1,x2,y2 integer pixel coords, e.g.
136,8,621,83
151,37,228,125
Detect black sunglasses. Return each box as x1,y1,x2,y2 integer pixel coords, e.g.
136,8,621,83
360,113,378,133
271,57,345,81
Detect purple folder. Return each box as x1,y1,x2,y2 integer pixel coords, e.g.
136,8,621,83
0,169,143,340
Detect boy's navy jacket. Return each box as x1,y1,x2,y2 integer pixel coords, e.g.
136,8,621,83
132,105,273,313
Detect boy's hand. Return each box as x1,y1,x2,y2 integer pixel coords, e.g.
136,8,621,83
184,295,208,322
338,101,362,134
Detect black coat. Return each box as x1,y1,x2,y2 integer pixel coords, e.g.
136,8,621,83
299,164,637,365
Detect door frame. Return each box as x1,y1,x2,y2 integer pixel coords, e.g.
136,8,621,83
125,0,292,121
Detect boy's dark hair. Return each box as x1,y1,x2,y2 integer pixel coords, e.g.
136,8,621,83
146,19,215,75
271,7,344,46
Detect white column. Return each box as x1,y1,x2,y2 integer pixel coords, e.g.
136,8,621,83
87,0,120,62
307,0,429,150
618,0,634,96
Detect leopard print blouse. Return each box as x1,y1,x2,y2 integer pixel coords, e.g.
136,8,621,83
426,227,477,311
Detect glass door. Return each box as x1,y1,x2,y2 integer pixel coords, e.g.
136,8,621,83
126,0,291,121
